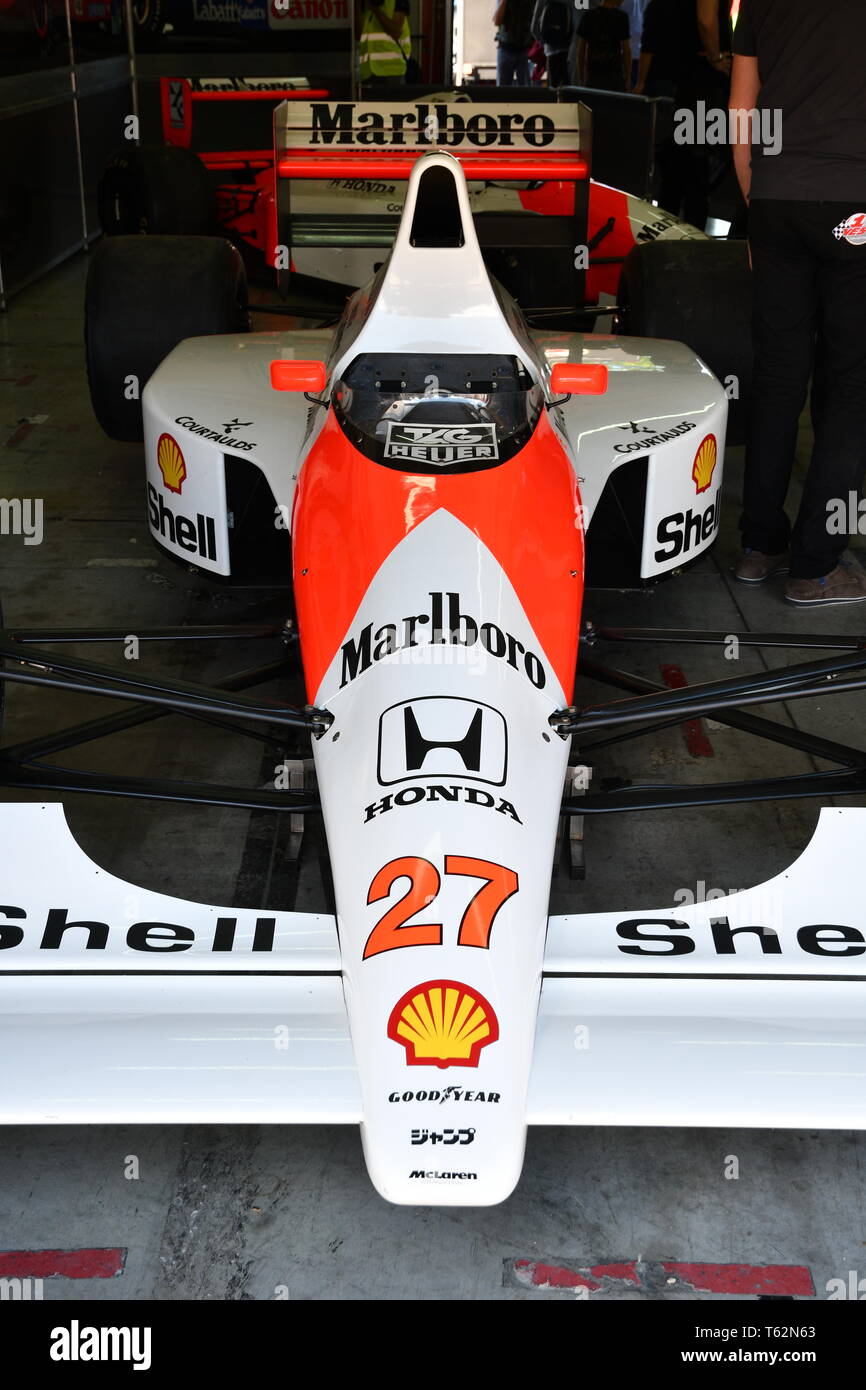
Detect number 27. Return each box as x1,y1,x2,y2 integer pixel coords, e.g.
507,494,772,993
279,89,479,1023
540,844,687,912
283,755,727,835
363,855,519,960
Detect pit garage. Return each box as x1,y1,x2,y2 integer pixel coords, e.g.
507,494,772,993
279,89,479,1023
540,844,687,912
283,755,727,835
1,0,865,1341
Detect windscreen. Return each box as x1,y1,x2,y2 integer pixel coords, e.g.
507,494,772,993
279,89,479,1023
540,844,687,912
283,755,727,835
332,353,544,474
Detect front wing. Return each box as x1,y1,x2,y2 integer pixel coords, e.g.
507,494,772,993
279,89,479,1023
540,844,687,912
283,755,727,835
2,804,864,1130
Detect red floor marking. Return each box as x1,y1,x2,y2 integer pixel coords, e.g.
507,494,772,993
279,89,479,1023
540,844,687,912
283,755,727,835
591,1261,640,1285
0,1248,126,1279
661,664,715,758
514,1260,603,1291
514,1260,639,1291
663,1262,814,1297
511,1258,814,1296
0,374,35,385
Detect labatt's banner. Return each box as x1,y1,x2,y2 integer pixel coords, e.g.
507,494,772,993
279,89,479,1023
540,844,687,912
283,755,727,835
191,0,268,25
269,0,350,27
278,101,583,152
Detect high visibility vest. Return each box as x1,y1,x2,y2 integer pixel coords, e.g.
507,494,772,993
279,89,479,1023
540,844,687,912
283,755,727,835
359,2,410,80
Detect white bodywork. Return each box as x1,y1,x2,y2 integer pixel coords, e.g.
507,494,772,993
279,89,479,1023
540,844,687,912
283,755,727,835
143,330,333,574
145,327,725,582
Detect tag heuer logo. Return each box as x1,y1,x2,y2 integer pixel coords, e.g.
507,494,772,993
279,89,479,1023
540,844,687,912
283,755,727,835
385,422,498,466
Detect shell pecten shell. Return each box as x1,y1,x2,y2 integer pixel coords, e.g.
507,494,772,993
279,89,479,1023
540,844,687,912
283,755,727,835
157,433,187,495
692,433,717,495
388,979,499,1069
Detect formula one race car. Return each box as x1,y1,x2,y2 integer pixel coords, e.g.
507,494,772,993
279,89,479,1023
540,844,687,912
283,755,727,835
2,103,865,1206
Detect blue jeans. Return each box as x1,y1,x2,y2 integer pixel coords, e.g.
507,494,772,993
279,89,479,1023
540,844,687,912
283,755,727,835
497,46,530,86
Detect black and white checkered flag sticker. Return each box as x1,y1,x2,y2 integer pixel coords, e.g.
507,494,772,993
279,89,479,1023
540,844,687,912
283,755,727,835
834,213,866,244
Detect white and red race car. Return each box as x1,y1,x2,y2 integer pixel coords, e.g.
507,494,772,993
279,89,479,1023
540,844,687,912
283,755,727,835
2,103,864,1206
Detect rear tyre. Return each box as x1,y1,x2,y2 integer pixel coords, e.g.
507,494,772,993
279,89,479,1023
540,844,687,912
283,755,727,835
131,0,165,33
85,236,249,442
617,240,752,446
98,146,214,237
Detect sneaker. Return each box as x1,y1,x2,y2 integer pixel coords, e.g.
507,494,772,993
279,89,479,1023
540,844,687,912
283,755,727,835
735,548,789,584
785,561,866,606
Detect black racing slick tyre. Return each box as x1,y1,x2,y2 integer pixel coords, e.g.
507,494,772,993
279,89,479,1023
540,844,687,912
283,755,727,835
131,0,165,33
98,146,214,237
85,236,249,442
617,240,753,445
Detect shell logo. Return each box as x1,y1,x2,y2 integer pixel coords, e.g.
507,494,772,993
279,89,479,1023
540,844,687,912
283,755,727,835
156,433,187,495
388,979,499,1070
692,433,717,495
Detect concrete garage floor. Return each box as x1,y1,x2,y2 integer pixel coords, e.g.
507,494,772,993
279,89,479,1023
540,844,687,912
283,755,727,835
1,255,865,1303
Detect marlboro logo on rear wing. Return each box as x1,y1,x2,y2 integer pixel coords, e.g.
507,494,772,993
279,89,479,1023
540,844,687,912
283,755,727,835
275,100,590,182
273,100,592,310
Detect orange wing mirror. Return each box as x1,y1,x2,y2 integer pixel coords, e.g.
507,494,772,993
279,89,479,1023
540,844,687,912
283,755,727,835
270,359,328,392
549,363,609,396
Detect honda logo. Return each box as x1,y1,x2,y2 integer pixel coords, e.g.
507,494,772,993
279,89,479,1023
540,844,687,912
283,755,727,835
377,698,507,786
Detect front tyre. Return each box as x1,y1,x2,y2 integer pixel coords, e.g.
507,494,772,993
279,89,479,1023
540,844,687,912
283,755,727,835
85,235,248,442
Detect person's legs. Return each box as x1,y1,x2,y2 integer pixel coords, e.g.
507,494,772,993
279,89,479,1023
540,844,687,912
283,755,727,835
787,203,866,576
497,47,516,85
513,49,531,85
547,49,569,87
741,200,819,558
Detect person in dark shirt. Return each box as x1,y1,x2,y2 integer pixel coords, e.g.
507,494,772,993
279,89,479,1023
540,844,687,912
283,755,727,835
636,0,730,94
678,0,732,228
635,0,696,98
577,0,631,92
635,0,731,226
732,0,866,604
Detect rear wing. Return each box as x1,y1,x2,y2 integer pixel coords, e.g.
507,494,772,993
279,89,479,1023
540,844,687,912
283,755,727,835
273,98,592,310
161,76,330,164
274,98,590,181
